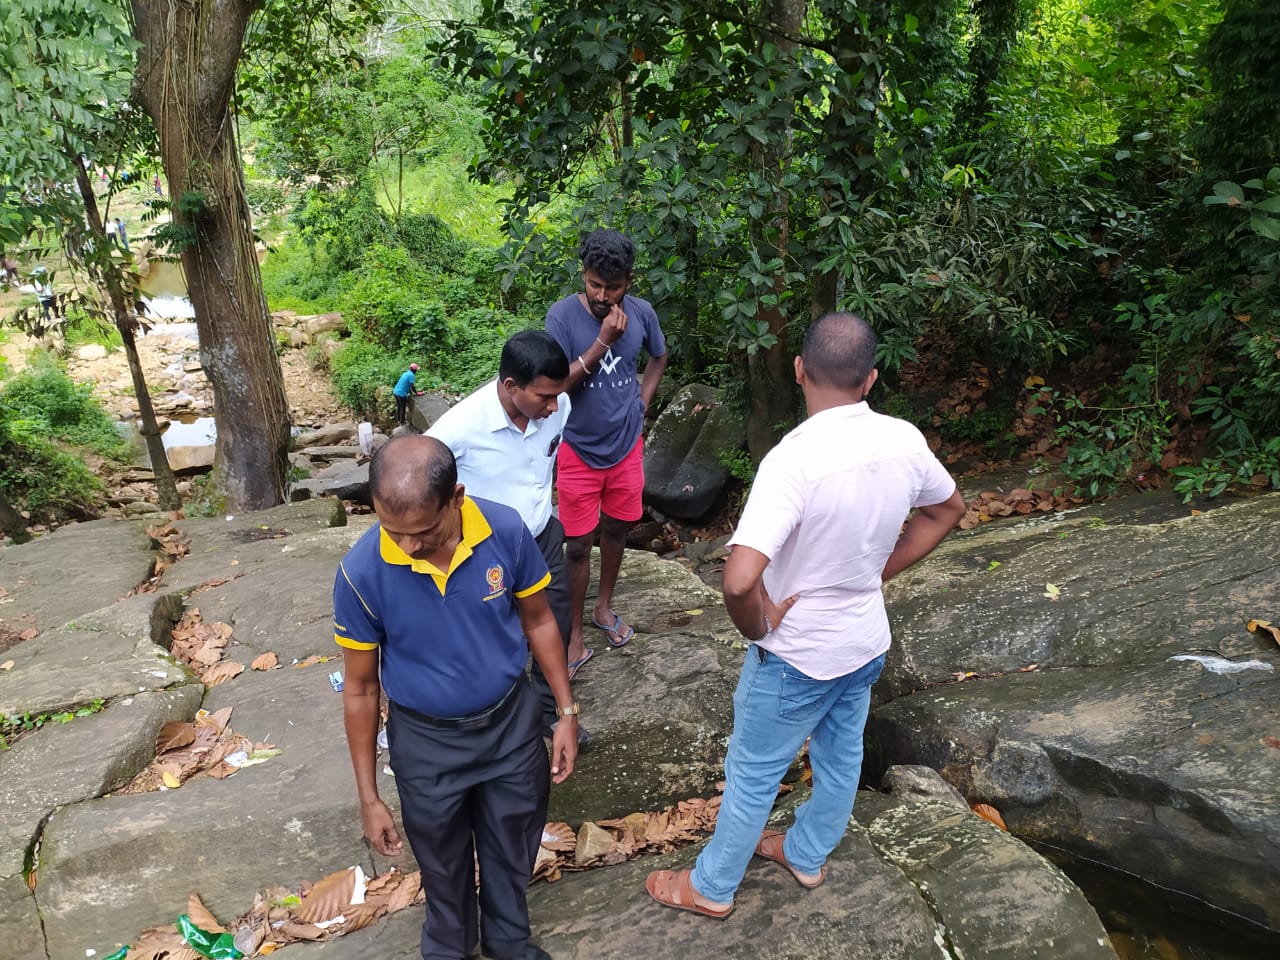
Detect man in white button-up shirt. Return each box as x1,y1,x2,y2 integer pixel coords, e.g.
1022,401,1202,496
647,312,965,918
429,331,587,738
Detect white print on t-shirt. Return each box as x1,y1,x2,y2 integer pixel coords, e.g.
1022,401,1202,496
587,376,634,389
598,348,623,376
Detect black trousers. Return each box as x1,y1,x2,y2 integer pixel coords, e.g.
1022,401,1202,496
389,679,549,960
529,515,572,726
395,394,411,424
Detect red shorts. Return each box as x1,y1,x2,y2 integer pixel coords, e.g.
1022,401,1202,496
556,437,645,537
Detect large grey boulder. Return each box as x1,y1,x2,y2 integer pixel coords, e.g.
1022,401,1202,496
294,422,357,448
643,383,742,520
869,493,1280,935
409,391,454,432
291,460,371,505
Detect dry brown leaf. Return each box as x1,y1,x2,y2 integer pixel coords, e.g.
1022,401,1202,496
377,871,423,914
17,628,37,641
202,661,245,686
275,920,328,941
1262,736,1280,750
251,651,279,671
294,867,358,924
156,721,196,754
972,803,1008,831
187,894,226,933
575,822,614,864
128,925,203,960
195,706,233,732
540,822,576,852
1246,620,1280,646
0,660,14,671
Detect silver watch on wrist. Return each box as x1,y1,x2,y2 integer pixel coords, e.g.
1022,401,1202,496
754,614,773,643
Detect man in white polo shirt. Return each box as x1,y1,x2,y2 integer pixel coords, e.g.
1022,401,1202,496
429,331,589,741
647,311,966,918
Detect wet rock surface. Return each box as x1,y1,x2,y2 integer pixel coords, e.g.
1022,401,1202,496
870,493,1280,937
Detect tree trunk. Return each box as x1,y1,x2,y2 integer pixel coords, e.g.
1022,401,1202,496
69,156,181,511
745,0,806,460
0,490,31,544
131,0,290,512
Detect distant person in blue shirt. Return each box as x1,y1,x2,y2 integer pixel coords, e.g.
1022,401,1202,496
545,229,668,662
393,363,423,426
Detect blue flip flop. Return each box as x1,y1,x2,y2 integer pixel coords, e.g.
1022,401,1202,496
567,648,594,681
591,611,635,648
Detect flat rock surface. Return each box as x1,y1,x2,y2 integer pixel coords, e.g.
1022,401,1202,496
0,500,1131,960
0,517,155,636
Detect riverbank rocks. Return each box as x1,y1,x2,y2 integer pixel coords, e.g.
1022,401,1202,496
869,491,1280,937
0,496,1134,959
643,383,742,521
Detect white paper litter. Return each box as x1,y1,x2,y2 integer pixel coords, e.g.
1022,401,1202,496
1168,654,1274,674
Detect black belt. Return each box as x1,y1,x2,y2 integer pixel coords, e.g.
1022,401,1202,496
395,677,523,731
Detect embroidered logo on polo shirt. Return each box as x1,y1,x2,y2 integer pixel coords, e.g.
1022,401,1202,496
483,564,508,602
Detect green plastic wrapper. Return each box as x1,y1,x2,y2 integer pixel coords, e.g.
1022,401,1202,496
176,914,244,959
101,949,129,960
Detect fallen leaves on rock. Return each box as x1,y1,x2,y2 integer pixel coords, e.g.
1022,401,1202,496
127,524,193,595
971,803,1008,830
251,651,279,671
169,608,248,686
292,653,338,668
957,488,1084,530
121,868,423,958
0,659,13,671
115,791,737,955
117,705,277,794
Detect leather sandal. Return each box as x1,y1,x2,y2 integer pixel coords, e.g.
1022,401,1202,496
755,830,826,889
645,868,733,919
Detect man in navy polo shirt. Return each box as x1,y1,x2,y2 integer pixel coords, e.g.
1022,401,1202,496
335,435,579,960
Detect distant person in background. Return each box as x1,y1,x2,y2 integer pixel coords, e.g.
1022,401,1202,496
1,254,18,283
112,217,129,252
394,363,424,426
153,174,164,198
32,268,56,322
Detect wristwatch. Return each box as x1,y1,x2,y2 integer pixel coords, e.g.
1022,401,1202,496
754,614,773,643
555,702,580,717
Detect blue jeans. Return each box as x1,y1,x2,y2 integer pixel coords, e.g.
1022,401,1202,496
691,647,887,903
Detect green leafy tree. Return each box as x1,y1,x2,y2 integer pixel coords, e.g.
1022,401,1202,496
0,0,180,513
440,0,964,455
128,0,381,511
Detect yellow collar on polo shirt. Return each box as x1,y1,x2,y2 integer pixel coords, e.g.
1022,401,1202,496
378,496,493,594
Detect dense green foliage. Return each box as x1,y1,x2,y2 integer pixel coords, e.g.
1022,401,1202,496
0,360,128,522
426,0,1277,497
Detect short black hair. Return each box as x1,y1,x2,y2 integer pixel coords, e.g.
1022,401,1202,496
369,435,457,513
801,312,878,391
579,228,635,281
498,330,570,387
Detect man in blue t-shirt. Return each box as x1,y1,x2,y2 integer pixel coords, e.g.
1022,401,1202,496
393,363,423,426
335,435,578,960
545,229,669,665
